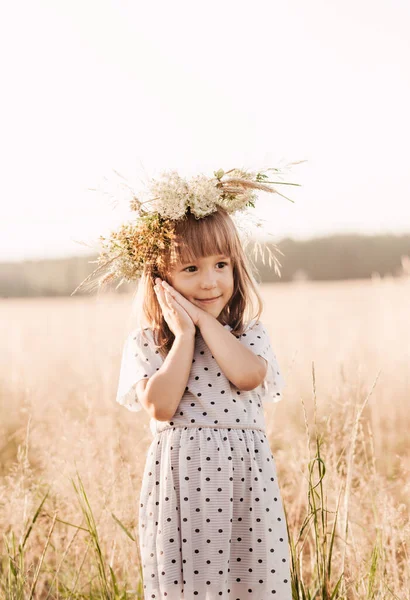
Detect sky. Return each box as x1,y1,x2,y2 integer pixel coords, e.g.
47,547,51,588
1,0,409,262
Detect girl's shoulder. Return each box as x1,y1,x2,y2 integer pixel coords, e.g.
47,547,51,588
219,318,263,338
237,319,273,347
129,325,153,336
242,318,264,333
127,326,156,348
245,317,260,328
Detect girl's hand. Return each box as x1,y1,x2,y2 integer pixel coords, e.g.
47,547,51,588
156,278,210,328
154,279,196,338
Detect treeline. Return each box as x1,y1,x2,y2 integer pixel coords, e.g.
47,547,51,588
1,233,409,298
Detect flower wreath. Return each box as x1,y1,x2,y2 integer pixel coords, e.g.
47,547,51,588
72,163,303,296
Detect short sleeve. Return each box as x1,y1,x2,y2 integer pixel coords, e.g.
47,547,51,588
240,319,286,403
115,328,163,412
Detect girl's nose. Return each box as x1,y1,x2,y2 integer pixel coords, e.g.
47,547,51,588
200,278,217,289
200,267,219,288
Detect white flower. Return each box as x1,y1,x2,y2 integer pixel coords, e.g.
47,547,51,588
146,169,258,221
148,171,189,219
187,175,221,218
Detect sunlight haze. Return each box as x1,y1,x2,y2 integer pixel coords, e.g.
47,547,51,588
1,0,409,261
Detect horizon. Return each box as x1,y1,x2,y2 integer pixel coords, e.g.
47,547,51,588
2,228,409,266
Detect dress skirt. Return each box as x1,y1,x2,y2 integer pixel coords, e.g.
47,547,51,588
138,425,292,599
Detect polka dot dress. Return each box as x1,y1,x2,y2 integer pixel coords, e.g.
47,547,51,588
116,320,292,599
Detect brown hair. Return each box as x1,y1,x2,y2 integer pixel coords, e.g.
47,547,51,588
137,207,263,357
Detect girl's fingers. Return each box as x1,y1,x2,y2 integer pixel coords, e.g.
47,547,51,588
164,288,176,307
162,281,177,298
162,282,187,306
162,286,181,311
155,284,172,311
154,285,166,309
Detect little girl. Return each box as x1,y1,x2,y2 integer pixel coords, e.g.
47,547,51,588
116,207,292,599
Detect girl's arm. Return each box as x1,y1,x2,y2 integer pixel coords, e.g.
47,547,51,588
198,313,267,391
138,332,195,422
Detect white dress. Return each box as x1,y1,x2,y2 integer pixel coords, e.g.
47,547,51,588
116,319,292,599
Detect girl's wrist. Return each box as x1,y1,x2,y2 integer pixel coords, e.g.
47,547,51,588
175,329,196,341
196,311,213,331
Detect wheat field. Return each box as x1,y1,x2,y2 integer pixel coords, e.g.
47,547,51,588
1,278,409,599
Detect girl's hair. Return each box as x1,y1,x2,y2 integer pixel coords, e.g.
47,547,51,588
131,207,264,357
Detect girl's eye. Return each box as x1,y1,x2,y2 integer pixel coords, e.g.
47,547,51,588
183,261,228,273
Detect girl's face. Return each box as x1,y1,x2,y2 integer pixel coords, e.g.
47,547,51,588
167,254,234,320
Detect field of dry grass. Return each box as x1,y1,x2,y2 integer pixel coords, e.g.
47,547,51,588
1,278,409,599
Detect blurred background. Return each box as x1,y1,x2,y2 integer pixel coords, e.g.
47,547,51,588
1,1,410,597
1,0,409,295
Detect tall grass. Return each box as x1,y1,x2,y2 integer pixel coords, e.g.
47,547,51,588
1,459,144,598
2,387,405,599
1,279,409,598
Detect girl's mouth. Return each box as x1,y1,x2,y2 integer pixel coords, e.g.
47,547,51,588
196,296,222,304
